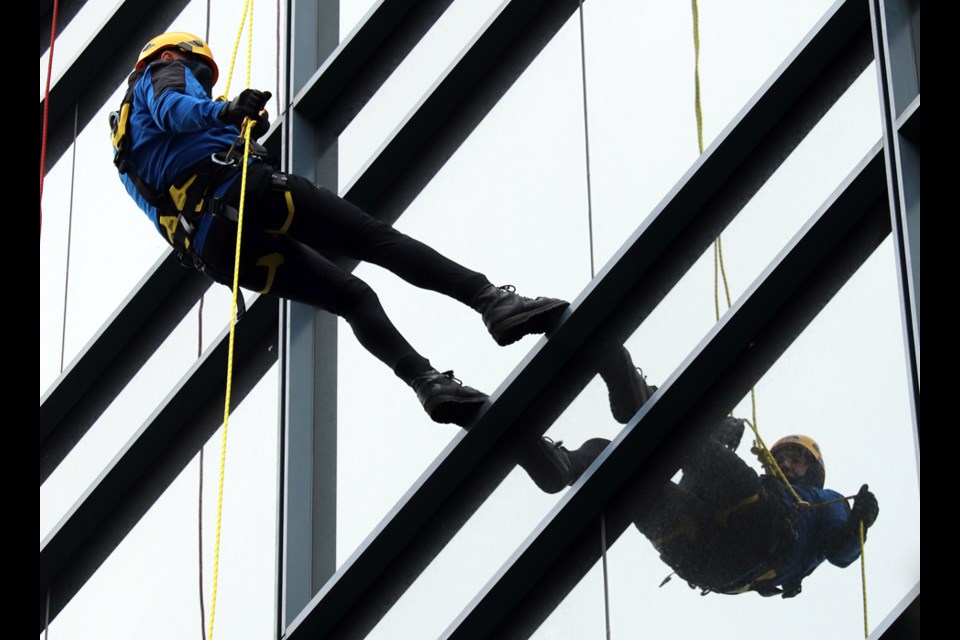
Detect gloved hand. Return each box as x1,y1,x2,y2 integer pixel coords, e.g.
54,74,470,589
219,89,272,126
714,416,745,452
249,110,270,139
850,484,879,529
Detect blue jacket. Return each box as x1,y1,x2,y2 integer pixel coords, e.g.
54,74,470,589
117,60,240,246
769,484,861,595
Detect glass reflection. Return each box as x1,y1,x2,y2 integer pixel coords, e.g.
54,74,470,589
519,345,878,599
339,0,887,633
532,239,917,639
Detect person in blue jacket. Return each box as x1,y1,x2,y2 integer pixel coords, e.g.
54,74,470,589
111,32,569,427
518,347,879,597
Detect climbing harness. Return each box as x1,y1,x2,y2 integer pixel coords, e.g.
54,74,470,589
109,69,271,318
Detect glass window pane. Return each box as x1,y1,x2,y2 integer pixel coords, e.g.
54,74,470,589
42,363,280,640
338,0,505,186
330,3,891,634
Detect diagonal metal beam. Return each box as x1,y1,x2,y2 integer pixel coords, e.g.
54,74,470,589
40,0,455,484
293,0,456,147
40,0,87,57
449,147,890,637
40,254,211,483
341,0,569,215
877,586,920,639
39,295,280,632
39,0,191,172
284,1,874,636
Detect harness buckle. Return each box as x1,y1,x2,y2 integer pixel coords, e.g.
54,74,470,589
178,213,196,237
211,150,239,167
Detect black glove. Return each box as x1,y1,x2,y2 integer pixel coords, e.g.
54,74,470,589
850,484,879,529
249,110,270,139
714,416,745,452
219,89,272,126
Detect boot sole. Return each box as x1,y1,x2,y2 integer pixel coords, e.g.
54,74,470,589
491,300,569,346
425,395,487,426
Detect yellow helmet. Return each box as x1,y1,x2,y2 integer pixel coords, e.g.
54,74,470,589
771,434,825,488
136,32,219,84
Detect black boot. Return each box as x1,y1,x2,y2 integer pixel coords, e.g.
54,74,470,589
597,346,657,424
518,437,575,494
410,369,488,426
518,437,611,494
470,284,569,346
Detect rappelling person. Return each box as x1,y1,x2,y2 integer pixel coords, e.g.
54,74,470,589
110,32,569,426
519,346,879,597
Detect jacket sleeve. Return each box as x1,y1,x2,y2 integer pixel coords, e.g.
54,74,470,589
820,493,862,568
142,61,227,134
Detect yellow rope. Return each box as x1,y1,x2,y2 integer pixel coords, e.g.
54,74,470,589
691,9,867,625
694,2,760,434
220,0,252,100
745,419,808,506
860,520,868,638
691,0,704,156
207,3,255,639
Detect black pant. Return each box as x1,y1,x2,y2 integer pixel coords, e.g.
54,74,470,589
199,162,491,379
564,433,787,592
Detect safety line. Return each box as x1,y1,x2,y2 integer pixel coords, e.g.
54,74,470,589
745,419,808,506
691,0,704,156
577,0,596,280
221,0,253,100
199,443,207,640
60,103,78,373
199,2,211,635
860,521,868,637
600,511,611,640
686,7,872,633
691,1,759,438
207,3,256,638
40,0,60,238
691,4,869,625
276,0,282,117
576,3,609,636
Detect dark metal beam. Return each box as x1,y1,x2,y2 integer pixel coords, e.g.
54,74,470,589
293,0,456,146
39,295,280,632
452,148,890,638
39,0,191,172
283,1,874,637
898,95,920,141
343,0,569,216
40,0,87,56
878,587,920,639
40,255,211,484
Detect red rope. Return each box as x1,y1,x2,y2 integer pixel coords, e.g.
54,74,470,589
40,0,60,239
